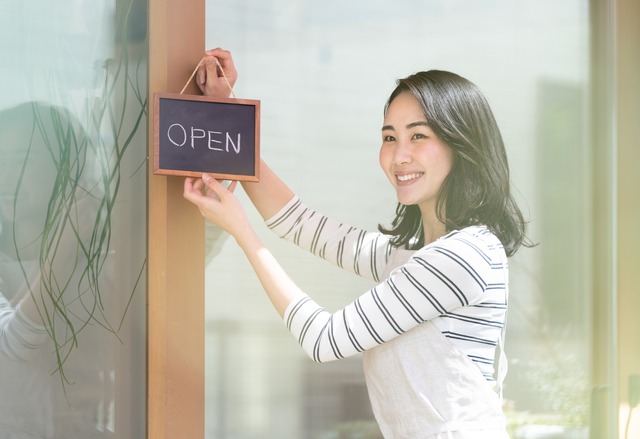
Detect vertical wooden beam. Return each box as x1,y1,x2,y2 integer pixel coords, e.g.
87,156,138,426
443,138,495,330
147,0,205,438
615,0,640,437
593,1,640,437
590,0,616,436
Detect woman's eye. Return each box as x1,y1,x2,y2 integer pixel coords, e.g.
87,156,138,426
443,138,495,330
413,133,427,140
383,135,396,142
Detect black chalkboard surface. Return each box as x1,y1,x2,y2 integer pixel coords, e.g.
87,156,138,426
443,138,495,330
154,93,260,181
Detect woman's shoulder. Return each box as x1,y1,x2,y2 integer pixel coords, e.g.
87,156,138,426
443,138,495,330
444,224,501,242
393,226,506,292
418,225,505,261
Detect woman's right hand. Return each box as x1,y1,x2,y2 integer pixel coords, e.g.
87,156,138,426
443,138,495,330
183,174,251,240
184,174,303,319
196,48,238,98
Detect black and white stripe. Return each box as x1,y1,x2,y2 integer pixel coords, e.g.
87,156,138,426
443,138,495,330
0,294,47,361
270,196,508,382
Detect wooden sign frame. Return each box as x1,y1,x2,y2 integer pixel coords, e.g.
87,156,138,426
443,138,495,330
153,93,260,181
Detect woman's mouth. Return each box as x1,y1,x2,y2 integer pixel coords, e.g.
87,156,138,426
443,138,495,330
396,172,424,183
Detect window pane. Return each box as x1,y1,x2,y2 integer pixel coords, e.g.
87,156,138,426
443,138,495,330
205,1,592,437
0,1,147,437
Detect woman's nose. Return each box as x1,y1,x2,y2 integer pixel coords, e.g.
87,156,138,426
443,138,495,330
393,142,412,165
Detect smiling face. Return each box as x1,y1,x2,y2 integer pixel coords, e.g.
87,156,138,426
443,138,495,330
379,91,454,217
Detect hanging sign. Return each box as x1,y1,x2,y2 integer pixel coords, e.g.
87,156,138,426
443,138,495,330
153,93,260,181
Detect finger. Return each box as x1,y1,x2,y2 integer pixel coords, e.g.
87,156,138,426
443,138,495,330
196,63,206,89
185,176,211,199
183,178,204,203
204,56,218,79
184,177,196,193
202,173,228,199
206,48,237,85
196,180,212,198
228,180,239,194
206,47,229,60
185,177,205,196
212,49,231,69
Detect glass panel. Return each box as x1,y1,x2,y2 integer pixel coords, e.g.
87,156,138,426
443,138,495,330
205,1,595,438
0,0,147,437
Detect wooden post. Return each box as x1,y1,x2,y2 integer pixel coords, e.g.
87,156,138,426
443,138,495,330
616,0,640,437
147,0,206,438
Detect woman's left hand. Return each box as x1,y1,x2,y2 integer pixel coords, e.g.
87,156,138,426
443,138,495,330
183,174,249,239
196,48,238,98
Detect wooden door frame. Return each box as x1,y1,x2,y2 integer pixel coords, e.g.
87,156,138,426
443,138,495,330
147,0,206,438
591,0,640,437
614,0,640,437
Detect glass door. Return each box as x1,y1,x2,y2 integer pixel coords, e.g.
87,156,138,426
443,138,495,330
0,1,147,437
204,1,606,437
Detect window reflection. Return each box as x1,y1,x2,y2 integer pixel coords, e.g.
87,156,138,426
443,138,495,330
0,1,147,437
0,100,120,437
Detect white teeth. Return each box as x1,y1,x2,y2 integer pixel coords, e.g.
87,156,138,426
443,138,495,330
397,173,422,182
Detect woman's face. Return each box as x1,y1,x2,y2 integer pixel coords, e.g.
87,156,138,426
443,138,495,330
379,92,454,214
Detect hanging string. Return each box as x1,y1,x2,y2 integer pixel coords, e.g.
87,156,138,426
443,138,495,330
180,56,236,98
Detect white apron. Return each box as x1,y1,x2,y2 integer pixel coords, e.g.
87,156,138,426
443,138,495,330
362,249,509,439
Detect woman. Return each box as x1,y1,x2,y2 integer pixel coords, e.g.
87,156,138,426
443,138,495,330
184,48,530,438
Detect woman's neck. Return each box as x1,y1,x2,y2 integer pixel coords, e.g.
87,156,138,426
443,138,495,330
420,205,447,246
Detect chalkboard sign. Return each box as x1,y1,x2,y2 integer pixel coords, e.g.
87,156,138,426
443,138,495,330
154,93,260,181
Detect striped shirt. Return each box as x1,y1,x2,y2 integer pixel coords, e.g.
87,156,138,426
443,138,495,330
0,292,48,361
266,196,509,382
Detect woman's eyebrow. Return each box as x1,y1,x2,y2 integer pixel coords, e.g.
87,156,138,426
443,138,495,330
406,121,431,129
382,121,430,131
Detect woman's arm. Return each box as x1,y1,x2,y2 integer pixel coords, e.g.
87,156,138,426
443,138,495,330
184,172,501,363
183,175,303,317
241,160,295,220
266,196,392,282
284,229,503,362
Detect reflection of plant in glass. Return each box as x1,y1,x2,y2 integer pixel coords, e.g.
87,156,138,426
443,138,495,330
8,0,147,389
504,328,590,437
523,353,589,427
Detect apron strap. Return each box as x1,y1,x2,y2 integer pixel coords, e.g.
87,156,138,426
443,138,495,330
495,252,509,401
495,251,510,401
495,321,508,401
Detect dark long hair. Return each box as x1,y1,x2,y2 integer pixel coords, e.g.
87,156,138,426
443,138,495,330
378,70,531,257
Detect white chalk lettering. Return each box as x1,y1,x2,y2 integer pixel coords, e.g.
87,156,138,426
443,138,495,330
226,132,241,153
166,123,241,154
208,131,224,151
167,123,187,147
191,128,206,149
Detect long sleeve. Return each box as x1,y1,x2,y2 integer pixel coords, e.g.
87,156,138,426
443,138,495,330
266,198,507,364
0,293,48,361
266,196,394,283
